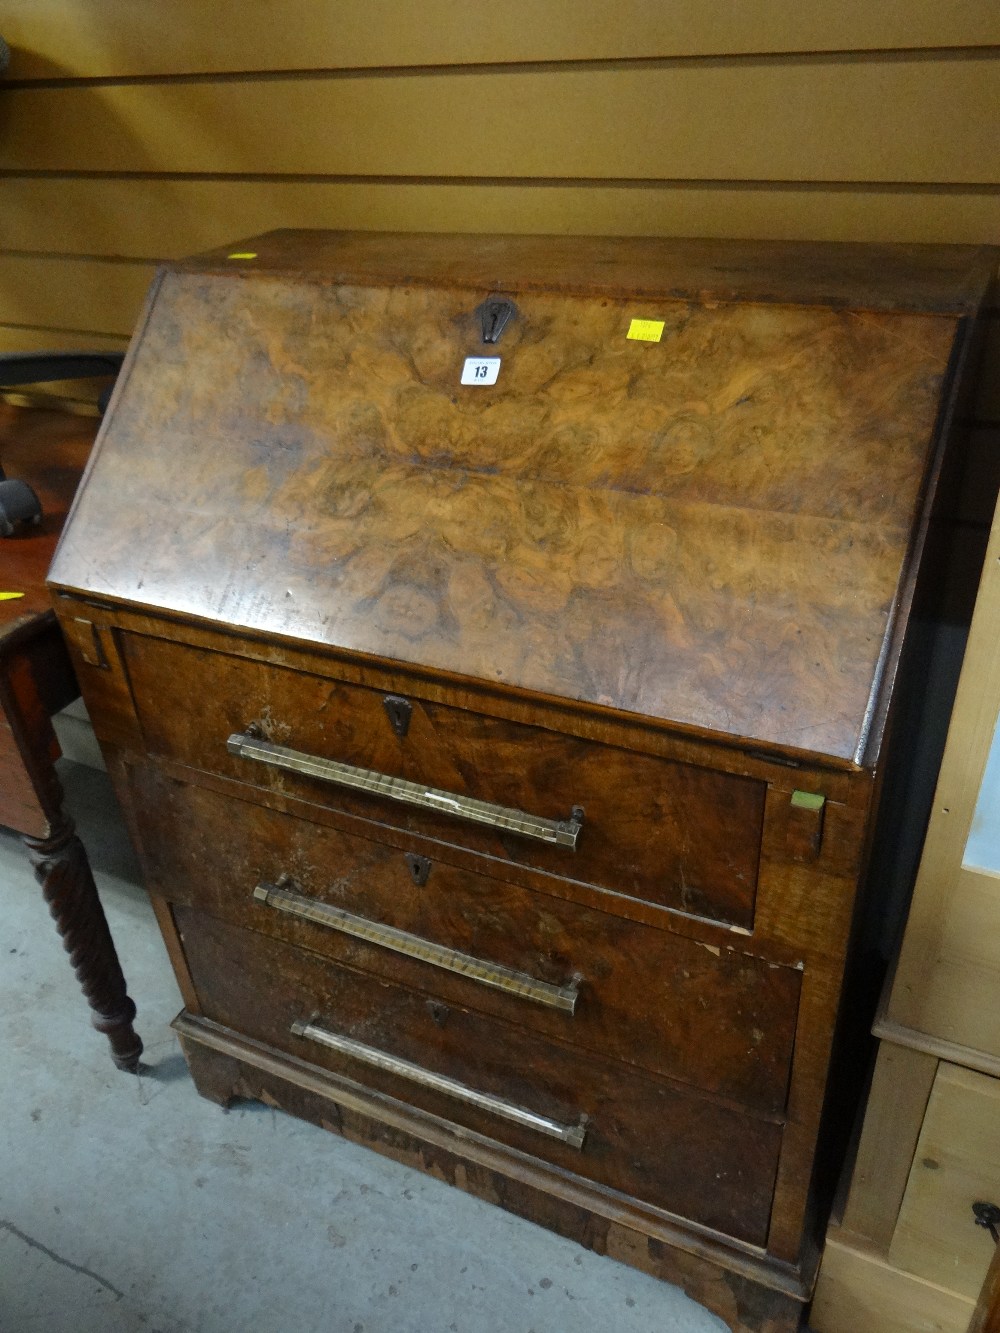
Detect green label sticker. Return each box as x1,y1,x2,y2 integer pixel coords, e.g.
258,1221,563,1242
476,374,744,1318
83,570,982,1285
791,790,826,811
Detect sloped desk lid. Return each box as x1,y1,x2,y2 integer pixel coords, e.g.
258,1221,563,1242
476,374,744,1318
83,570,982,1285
49,232,997,765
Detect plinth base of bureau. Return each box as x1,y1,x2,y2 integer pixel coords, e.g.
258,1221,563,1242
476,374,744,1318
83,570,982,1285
174,1011,809,1333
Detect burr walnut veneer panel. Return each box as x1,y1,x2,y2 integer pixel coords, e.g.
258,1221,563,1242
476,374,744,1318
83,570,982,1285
52,233,979,762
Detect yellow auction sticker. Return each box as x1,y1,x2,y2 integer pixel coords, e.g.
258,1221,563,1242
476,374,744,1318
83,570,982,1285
227,252,257,260
0,591,25,601
627,318,665,343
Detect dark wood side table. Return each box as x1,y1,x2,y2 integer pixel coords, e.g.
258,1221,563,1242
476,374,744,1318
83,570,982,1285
0,402,142,1071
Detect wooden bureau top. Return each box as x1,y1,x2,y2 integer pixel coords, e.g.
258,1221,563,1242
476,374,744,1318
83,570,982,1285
188,231,997,315
49,232,997,765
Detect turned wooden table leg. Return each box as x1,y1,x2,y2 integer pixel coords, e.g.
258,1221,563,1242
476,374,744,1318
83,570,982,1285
24,811,143,1073
0,409,142,1075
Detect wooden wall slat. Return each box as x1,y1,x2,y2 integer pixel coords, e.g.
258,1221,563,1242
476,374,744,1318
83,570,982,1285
1,12,996,408
4,179,1000,257
0,256,153,336
3,178,1000,258
1,60,997,183
4,1,999,80
0,324,129,353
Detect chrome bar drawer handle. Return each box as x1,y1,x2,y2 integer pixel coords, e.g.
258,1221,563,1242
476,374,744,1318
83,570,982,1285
227,732,583,850
291,1018,588,1149
254,881,580,1015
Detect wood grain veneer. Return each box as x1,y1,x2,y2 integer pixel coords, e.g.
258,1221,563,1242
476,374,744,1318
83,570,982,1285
51,233,994,762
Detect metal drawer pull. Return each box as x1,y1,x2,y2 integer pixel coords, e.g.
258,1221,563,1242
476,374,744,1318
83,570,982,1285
290,1018,588,1149
254,880,580,1014
227,732,583,850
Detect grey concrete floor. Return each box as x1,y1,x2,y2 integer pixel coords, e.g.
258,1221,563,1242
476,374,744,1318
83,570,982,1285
0,761,731,1333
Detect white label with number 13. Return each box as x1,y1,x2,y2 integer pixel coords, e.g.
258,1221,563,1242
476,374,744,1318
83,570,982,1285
461,357,501,386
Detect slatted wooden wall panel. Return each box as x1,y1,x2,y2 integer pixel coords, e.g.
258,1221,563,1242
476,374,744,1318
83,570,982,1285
0,3,997,410
5,3,999,76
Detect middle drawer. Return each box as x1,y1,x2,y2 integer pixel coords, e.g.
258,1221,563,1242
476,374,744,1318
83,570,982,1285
127,763,800,1115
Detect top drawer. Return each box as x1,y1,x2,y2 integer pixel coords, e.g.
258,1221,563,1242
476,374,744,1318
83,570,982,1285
120,632,766,927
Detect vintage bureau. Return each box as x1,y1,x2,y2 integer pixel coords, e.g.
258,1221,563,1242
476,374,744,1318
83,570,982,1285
47,233,997,1331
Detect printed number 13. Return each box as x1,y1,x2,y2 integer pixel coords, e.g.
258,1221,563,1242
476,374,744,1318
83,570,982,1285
461,355,500,385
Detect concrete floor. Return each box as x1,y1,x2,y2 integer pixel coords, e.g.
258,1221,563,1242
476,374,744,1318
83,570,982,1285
1,759,732,1333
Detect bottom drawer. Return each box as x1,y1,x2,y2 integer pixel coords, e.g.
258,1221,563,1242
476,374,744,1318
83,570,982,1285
174,906,782,1247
